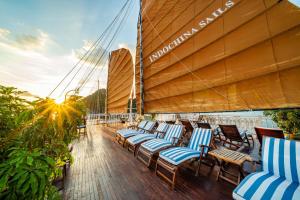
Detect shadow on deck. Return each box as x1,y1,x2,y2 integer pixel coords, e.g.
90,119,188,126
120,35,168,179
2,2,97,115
64,125,239,200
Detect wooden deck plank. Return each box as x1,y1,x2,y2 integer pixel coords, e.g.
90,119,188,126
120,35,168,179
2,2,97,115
64,125,237,200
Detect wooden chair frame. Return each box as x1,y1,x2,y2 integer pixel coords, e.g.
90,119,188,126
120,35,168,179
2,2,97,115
127,128,165,156
219,125,254,149
136,129,185,167
155,138,214,190
254,127,284,150
115,121,149,146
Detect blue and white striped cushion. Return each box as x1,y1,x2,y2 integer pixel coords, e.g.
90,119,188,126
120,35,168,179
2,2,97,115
143,121,156,132
127,134,156,145
116,120,148,135
154,123,169,137
141,139,172,152
188,128,212,153
118,129,144,138
138,120,148,129
233,137,300,200
233,172,300,200
159,147,201,165
140,124,182,153
163,124,183,143
127,123,169,146
262,137,300,182
158,128,212,166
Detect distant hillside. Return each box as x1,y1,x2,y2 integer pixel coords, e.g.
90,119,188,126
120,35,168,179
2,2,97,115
85,88,106,113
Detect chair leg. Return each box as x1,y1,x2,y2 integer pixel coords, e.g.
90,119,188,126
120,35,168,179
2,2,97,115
172,169,177,190
244,136,250,146
195,159,202,176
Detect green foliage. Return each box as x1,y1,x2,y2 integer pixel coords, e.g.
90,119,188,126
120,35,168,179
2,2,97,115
85,88,106,113
0,148,58,200
264,109,300,134
0,85,32,137
0,85,86,199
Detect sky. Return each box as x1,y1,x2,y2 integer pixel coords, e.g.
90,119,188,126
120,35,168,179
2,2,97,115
0,0,139,100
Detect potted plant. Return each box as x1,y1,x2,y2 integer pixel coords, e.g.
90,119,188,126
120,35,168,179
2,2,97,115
264,109,300,140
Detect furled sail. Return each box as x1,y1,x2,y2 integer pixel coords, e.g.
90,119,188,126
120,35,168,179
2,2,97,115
135,0,300,113
107,48,134,113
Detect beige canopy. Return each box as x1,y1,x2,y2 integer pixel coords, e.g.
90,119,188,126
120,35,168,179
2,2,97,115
107,48,133,113
135,0,300,113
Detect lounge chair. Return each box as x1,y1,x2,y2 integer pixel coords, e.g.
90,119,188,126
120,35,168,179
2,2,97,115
219,124,254,149
254,127,284,150
127,122,169,156
136,124,184,167
197,122,222,143
233,137,300,200
115,120,149,146
155,128,213,189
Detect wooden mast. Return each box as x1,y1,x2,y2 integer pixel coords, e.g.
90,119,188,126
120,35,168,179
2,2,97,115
139,0,144,115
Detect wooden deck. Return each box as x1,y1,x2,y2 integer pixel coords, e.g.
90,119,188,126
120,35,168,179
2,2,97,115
63,125,248,200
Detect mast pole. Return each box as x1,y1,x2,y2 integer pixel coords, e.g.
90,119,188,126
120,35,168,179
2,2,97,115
139,0,145,115
105,53,111,125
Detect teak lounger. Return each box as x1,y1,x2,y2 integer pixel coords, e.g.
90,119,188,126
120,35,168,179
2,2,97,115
155,128,213,189
127,122,169,156
136,124,184,167
115,120,149,146
219,124,254,149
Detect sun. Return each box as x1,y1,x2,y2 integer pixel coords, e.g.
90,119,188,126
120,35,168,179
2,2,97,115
54,97,65,104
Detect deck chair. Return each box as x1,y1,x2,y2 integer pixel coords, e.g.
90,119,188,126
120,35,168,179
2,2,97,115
115,120,149,146
219,125,254,149
181,120,194,134
254,127,284,150
127,122,169,156
233,137,300,200
136,124,184,167
156,128,213,189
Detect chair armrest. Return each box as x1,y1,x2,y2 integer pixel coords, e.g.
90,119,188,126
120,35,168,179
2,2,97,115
127,125,138,129
171,137,179,146
155,130,166,138
199,145,211,159
199,144,211,152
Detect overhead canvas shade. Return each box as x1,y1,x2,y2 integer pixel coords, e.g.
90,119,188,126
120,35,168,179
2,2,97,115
107,48,134,113
135,0,300,113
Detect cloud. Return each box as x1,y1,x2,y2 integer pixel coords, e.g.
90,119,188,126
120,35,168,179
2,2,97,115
74,40,109,66
0,28,55,54
0,28,10,38
0,28,110,99
14,30,50,50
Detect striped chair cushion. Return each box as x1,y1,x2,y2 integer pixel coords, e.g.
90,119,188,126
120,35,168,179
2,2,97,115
127,134,157,146
141,139,172,152
163,124,183,143
158,128,212,166
159,147,201,165
188,128,212,153
117,120,148,134
118,129,144,138
138,120,148,129
262,137,300,182
143,121,156,132
154,123,169,137
233,172,300,200
127,123,169,146
233,137,300,200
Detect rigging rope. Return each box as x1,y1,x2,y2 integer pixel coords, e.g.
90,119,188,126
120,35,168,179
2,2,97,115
48,0,133,100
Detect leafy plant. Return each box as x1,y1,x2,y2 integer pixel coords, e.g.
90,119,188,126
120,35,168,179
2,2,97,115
0,148,59,200
0,85,86,199
264,109,300,134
